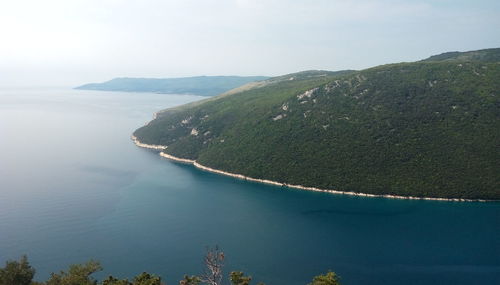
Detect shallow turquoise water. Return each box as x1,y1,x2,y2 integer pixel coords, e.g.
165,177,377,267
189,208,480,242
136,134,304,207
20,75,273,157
0,88,498,285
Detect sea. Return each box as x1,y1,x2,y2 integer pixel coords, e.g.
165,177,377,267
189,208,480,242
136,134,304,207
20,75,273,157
0,87,498,285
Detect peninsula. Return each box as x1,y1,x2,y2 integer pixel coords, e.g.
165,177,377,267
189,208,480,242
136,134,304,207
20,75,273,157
132,48,500,200
75,75,269,96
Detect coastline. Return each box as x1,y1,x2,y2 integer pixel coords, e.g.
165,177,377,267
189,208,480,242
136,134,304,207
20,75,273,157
132,136,493,202
131,135,167,150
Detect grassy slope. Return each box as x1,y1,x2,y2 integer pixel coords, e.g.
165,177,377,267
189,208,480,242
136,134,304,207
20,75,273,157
134,51,500,199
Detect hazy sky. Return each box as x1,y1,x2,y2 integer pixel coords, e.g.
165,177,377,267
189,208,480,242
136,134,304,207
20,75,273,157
1,0,499,87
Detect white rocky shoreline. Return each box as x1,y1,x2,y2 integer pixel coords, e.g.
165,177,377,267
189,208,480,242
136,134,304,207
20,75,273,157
131,135,494,202
131,135,167,150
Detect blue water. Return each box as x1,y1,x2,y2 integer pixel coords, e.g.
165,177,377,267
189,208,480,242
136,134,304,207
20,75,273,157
0,88,498,285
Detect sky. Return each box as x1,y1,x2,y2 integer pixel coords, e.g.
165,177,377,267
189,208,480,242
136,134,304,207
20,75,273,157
1,0,499,87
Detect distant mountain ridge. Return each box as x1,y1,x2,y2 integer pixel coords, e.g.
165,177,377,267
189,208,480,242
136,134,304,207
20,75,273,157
133,48,500,200
75,76,269,96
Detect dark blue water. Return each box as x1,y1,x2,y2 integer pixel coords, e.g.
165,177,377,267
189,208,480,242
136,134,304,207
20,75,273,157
0,88,498,285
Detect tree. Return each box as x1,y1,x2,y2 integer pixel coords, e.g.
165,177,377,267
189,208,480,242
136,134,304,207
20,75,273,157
229,271,251,285
131,272,162,285
101,276,132,285
45,260,102,285
0,255,35,285
179,275,200,285
308,271,341,285
200,246,224,285
2,254,335,285
101,276,131,285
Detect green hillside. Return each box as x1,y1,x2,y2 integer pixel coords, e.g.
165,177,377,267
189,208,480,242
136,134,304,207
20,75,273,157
422,48,500,62
75,75,269,96
134,49,500,200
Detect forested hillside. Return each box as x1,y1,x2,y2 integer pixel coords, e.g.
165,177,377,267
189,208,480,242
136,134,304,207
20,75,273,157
134,49,500,200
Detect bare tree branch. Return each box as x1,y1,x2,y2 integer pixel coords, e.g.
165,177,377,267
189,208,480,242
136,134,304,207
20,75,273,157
201,246,225,285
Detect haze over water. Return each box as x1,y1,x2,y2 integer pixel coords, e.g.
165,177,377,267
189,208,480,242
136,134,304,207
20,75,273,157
0,88,498,285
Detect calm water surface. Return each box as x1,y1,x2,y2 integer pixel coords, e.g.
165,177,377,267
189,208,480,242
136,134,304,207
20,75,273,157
0,88,498,285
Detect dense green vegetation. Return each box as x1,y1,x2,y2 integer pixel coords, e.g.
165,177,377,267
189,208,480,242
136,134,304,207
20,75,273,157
75,76,269,96
0,255,340,285
134,49,500,200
